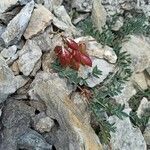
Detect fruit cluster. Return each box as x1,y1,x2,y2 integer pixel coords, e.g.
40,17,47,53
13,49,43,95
54,36,92,70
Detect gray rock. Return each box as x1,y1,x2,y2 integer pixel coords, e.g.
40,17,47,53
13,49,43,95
24,5,53,39
144,119,150,146
121,36,150,73
32,27,53,52
33,113,55,133
91,0,107,32
0,55,29,103
30,59,41,76
0,24,5,47
18,40,42,76
71,0,92,12
146,67,150,76
136,97,150,118
1,45,17,58
1,1,34,46
0,0,18,13
114,81,136,106
108,109,147,150
0,7,21,24
18,129,52,150
132,72,148,90
75,36,117,63
29,72,103,150
78,58,115,87
53,6,77,35
112,16,124,31
0,99,35,150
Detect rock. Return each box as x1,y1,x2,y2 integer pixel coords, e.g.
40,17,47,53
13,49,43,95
34,113,55,133
1,1,34,46
71,92,90,123
53,6,77,35
132,72,148,90
91,0,107,32
2,99,34,128
10,61,20,75
18,40,42,76
0,55,28,103
32,27,53,52
1,45,17,58
30,59,41,76
5,52,18,65
112,16,124,31
18,129,52,150
114,81,136,106
0,24,5,47
71,0,92,12
136,97,150,118
0,7,21,24
75,36,117,63
108,109,147,150
24,5,53,39
146,67,150,76
121,36,150,73
29,72,102,150
72,13,89,25
0,99,35,150
0,0,18,13
143,119,150,146
79,58,115,87
103,46,117,63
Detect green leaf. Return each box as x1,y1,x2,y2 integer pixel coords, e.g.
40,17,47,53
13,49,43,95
92,65,102,78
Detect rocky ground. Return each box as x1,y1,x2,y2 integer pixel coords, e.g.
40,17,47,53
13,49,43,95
0,0,150,150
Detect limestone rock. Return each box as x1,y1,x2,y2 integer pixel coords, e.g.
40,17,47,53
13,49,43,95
75,36,117,64
1,1,34,46
71,0,92,12
0,7,21,24
30,59,41,76
79,58,115,87
136,97,150,118
0,0,18,13
121,36,150,73
144,119,150,146
0,55,28,103
24,5,53,39
32,27,53,52
132,72,148,90
108,109,147,150
91,0,107,32
146,67,150,76
33,113,55,133
53,6,77,35
10,61,20,75
18,129,52,150
112,16,124,31
0,24,5,47
1,45,17,59
18,40,42,76
114,81,136,106
29,72,102,150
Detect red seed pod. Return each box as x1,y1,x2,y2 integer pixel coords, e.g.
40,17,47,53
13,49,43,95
71,50,81,63
63,37,79,50
80,53,92,67
54,46,62,55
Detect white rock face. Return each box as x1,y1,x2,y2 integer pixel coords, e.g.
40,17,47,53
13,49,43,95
144,119,150,146
136,97,150,118
79,58,115,87
53,6,77,35
24,5,53,39
18,40,42,76
1,45,17,59
91,0,107,32
35,117,55,133
1,1,34,46
75,36,117,64
71,0,92,12
108,110,147,150
121,36,150,73
0,55,28,103
132,72,148,90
